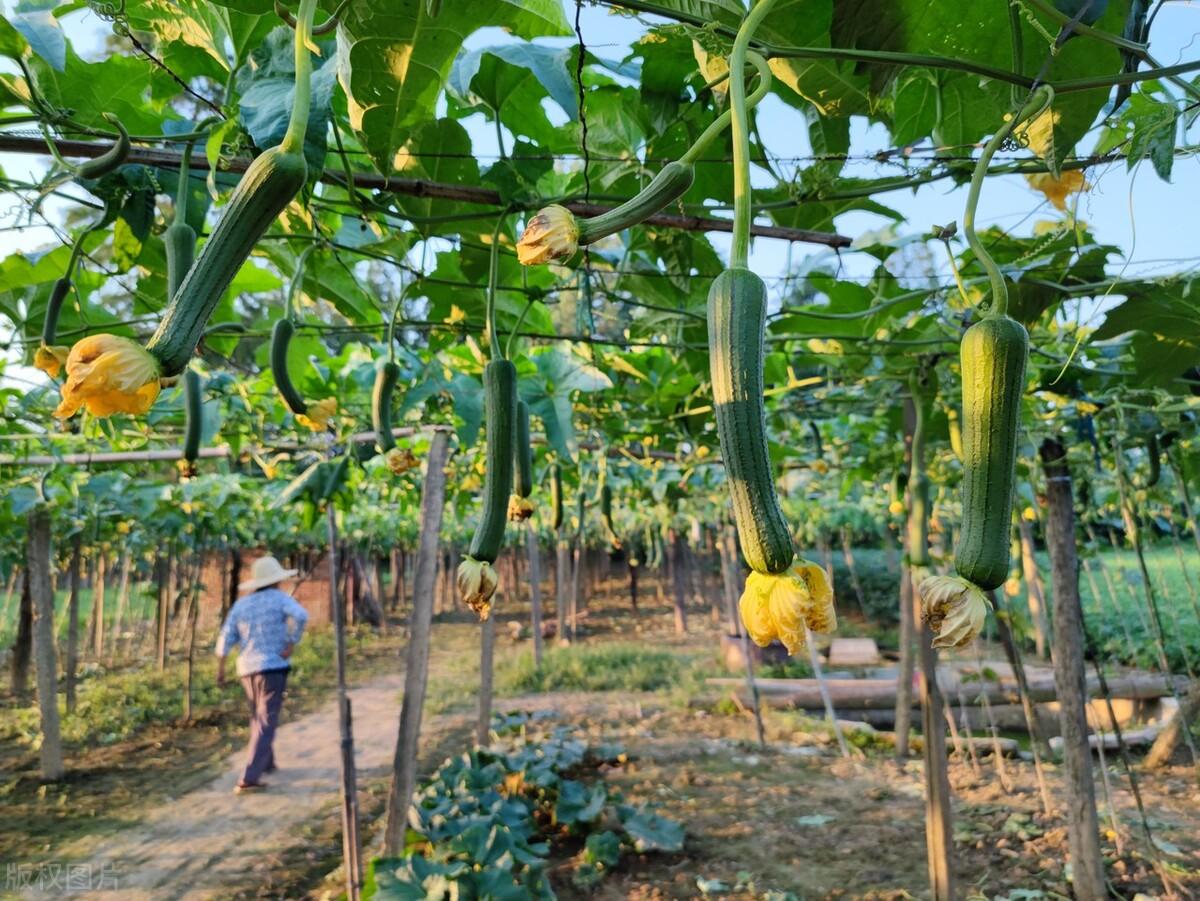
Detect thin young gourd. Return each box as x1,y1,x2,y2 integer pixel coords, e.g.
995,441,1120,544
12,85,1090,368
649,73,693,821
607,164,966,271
270,319,307,416
516,51,772,266
164,136,203,303
458,215,518,619
75,114,130,180
918,86,1053,649
708,0,833,657
508,400,535,522
458,358,518,618
179,368,203,478
145,0,319,377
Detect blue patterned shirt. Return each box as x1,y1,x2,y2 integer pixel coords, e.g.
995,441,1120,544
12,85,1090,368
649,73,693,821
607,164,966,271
216,588,310,676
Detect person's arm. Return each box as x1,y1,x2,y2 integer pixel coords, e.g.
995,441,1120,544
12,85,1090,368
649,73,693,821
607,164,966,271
215,608,240,686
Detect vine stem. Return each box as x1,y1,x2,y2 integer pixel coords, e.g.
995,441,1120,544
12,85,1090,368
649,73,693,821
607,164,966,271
286,243,317,322
486,214,506,361
679,52,772,166
281,0,320,155
730,0,780,268
962,85,1053,319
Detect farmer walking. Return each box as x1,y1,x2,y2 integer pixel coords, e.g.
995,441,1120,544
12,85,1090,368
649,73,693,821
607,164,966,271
216,555,309,793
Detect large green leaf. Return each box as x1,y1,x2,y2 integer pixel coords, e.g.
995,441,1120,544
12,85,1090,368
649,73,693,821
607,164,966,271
338,0,571,172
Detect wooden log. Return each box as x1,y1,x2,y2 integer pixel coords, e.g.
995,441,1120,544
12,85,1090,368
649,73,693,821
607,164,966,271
708,673,1187,709
383,432,450,856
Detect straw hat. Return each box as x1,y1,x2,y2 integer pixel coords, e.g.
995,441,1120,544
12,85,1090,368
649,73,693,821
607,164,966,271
239,556,298,593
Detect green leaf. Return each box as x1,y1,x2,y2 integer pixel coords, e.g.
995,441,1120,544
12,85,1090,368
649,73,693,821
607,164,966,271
450,42,578,120
237,26,336,167
339,0,571,172
11,10,63,71
0,13,30,59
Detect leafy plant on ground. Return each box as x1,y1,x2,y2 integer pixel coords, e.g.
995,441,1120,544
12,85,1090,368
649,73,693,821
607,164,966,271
364,713,683,899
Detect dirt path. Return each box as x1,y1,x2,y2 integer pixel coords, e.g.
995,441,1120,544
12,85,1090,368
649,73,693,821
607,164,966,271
41,673,406,900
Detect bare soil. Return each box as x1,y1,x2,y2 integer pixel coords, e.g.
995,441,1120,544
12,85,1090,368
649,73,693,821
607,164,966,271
5,572,1200,899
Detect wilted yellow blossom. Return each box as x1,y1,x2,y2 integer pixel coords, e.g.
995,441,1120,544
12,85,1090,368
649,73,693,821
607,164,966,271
116,521,131,535
457,556,499,620
918,574,991,649
385,447,419,475
53,334,161,419
296,397,337,431
516,205,578,265
1025,171,1086,212
738,559,836,655
508,495,534,522
34,344,70,378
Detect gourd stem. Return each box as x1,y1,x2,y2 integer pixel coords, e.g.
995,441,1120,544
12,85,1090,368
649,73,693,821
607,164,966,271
486,214,505,361
679,52,772,166
505,296,536,361
286,242,317,322
730,0,779,268
174,116,220,223
281,0,320,155
963,86,1053,319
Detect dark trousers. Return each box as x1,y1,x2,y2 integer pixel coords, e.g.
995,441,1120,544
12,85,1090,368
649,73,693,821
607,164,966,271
239,668,288,785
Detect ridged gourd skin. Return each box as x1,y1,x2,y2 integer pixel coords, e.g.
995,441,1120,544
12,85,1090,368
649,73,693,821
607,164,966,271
707,267,794,575
42,277,72,345
468,359,518,563
372,359,400,452
515,400,533,498
954,315,1029,590
181,369,203,464
270,319,308,415
577,161,695,244
147,147,307,375
550,462,564,530
164,221,197,303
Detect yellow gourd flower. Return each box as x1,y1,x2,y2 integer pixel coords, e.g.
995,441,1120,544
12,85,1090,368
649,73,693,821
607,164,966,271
738,559,836,655
1025,171,1086,212
296,397,337,431
888,500,905,517
385,447,420,475
457,556,499,620
53,334,161,419
507,495,534,522
516,205,578,265
917,575,991,649
34,344,70,379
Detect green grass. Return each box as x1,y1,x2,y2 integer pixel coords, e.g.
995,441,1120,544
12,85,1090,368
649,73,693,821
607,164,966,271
496,643,689,695
1037,543,1200,671
0,579,161,649
0,626,378,751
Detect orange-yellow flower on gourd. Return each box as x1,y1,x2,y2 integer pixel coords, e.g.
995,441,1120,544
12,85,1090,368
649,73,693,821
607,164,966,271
917,575,991,649
296,397,337,432
457,556,499,620
516,205,578,266
385,447,419,475
1025,171,1086,212
53,334,162,419
738,559,836,655
34,344,70,379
